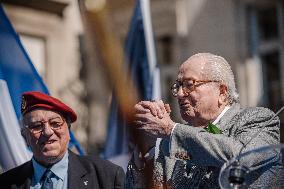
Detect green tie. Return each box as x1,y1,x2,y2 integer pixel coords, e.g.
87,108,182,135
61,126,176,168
205,122,222,134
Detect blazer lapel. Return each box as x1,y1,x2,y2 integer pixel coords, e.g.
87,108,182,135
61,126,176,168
22,178,32,189
16,160,33,189
68,151,100,189
217,103,241,133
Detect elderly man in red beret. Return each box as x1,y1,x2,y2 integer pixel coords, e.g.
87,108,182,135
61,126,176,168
0,91,125,189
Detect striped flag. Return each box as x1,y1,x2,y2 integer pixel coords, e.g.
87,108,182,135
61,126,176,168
0,4,83,171
105,0,160,171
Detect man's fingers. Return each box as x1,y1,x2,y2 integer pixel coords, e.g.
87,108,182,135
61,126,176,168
146,100,165,118
155,100,166,118
133,120,145,126
138,101,158,116
134,113,150,121
134,113,156,124
164,103,171,114
136,100,170,118
134,104,151,114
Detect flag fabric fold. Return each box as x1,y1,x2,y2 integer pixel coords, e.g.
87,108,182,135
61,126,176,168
105,0,160,171
0,5,49,118
0,4,84,171
0,81,31,171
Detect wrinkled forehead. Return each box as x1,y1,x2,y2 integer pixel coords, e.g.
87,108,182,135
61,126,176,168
23,108,62,122
177,56,207,80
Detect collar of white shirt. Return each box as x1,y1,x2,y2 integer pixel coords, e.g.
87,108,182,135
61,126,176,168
212,106,231,125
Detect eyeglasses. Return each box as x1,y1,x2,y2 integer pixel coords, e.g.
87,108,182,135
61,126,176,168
25,117,65,134
171,79,219,97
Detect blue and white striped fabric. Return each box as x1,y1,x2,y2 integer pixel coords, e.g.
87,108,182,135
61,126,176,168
0,4,84,171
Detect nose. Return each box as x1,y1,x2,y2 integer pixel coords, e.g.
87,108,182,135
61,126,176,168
176,86,187,98
41,123,54,136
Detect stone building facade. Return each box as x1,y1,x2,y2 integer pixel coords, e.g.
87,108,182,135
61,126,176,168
3,0,284,157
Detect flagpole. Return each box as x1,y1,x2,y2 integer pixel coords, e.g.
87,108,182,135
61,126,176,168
140,0,156,76
140,0,161,100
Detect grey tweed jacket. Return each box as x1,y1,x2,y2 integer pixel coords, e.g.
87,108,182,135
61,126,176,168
126,103,283,189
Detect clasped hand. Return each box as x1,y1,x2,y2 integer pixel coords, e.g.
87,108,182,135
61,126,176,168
134,100,175,138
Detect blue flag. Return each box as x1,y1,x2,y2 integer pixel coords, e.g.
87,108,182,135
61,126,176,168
0,4,84,167
104,0,159,165
125,0,153,100
0,6,49,118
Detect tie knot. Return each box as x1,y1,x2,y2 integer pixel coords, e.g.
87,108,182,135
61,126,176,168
43,169,53,179
42,169,53,189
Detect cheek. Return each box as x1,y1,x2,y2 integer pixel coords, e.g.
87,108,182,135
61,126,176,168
187,93,200,108
59,130,70,145
26,133,38,146
27,135,42,154
197,90,220,111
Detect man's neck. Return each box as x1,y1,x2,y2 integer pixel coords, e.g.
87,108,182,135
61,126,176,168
33,152,66,168
191,105,229,128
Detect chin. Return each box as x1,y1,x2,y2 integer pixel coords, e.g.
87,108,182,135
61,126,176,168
42,150,60,157
34,153,62,166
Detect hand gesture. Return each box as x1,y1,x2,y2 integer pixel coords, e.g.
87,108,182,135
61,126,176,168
134,100,175,138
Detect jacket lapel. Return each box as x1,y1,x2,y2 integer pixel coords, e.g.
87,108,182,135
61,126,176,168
68,151,100,189
22,178,32,189
16,160,33,189
216,103,241,133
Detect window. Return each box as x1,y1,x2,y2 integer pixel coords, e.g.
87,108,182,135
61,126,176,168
248,3,284,112
257,7,279,41
157,35,173,65
20,35,46,78
247,2,284,142
261,51,282,111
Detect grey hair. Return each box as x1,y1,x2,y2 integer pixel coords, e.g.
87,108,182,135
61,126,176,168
189,53,239,104
65,117,72,129
19,116,28,142
19,116,25,129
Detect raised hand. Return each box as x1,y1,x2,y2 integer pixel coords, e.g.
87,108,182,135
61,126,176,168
135,100,171,117
133,100,175,138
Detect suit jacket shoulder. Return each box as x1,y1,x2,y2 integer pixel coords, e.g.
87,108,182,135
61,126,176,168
155,103,281,187
0,160,33,188
0,152,125,189
68,151,125,189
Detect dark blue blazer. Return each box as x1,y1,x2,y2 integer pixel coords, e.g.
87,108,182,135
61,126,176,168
0,151,125,189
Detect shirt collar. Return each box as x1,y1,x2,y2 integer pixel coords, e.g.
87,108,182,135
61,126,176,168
32,151,69,182
32,158,46,183
212,106,231,125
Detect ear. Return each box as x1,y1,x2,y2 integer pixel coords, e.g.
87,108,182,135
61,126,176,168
21,128,31,147
218,84,228,106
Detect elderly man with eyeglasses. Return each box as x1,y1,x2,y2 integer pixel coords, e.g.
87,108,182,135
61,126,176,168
0,91,125,189
126,53,283,189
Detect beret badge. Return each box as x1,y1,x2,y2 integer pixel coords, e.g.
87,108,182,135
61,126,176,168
21,96,27,112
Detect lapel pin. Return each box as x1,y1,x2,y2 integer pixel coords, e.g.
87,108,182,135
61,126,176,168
84,180,88,186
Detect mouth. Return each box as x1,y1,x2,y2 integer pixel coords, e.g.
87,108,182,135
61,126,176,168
179,101,190,108
41,140,56,146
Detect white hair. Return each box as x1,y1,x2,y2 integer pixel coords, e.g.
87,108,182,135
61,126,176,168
189,53,239,104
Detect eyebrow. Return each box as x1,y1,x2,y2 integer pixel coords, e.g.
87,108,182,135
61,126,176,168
176,77,196,82
28,116,62,123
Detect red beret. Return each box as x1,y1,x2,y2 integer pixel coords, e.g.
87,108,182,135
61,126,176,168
21,91,77,123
